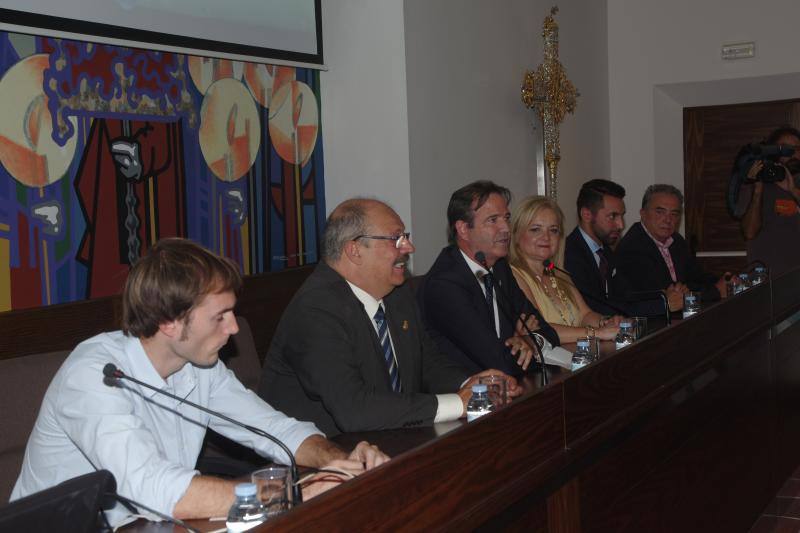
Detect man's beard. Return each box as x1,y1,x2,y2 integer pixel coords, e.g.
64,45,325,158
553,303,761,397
591,222,619,247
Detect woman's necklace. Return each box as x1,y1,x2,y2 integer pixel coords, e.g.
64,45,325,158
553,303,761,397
535,271,577,326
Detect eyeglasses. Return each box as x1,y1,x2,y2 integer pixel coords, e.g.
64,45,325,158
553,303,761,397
354,232,412,249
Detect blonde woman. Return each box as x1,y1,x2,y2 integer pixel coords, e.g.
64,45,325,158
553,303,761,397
510,196,620,342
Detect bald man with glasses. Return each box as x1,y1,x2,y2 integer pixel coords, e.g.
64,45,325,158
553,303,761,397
258,198,520,437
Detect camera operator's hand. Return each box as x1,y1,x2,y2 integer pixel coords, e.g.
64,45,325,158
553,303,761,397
747,161,765,195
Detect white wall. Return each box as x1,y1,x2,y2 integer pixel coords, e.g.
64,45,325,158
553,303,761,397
608,0,800,223
403,0,610,272
320,0,413,228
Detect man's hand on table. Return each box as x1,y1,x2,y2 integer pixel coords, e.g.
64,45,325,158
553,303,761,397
456,369,522,416
302,440,389,500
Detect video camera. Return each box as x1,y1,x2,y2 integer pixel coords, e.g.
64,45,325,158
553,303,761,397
727,142,800,217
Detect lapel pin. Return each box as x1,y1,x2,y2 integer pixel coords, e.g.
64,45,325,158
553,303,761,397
402,320,409,331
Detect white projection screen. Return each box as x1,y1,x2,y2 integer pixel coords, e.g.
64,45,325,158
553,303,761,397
0,0,323,67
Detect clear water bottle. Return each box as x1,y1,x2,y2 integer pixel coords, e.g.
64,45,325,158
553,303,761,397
751,266,767,286
227,483,267,532
466,384,493,422
571,337,593,371
615,321,635,350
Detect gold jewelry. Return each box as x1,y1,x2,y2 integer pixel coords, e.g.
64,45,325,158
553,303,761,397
537,270,577,326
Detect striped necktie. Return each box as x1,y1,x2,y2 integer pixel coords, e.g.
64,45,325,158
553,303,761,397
374,304,401,392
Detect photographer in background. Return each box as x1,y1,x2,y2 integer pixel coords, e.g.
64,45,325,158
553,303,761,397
736,126,800,277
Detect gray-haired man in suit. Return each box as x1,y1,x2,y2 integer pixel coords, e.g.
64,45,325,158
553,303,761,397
259,198,520,436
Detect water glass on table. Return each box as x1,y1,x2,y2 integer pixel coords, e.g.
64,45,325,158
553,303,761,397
630,316,647,340
478,375,508,409
251,466,292,518
682,291,701,318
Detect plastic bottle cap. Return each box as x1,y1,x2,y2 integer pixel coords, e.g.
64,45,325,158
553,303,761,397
620,321,632,328
472,384,488,393
234,483,258,497
577,340,590,348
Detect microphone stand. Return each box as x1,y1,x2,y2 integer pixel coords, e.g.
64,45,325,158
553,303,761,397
543,260,631,317
103,363,303,505
544,260,670,325
475,252,548,385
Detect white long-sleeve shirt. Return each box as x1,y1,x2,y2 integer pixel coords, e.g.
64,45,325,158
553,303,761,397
11,331,322,526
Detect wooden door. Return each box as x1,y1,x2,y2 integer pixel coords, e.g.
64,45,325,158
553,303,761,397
683,100,800,275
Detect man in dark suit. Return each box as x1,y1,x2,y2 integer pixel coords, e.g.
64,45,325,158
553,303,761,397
259,198,520,437
563,179,630,316
616,184,729,309
419,181,560,378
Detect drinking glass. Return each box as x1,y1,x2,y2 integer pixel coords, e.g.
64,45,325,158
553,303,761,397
478,375,508,409
682,291,701,318
631,316,648,340
251,466,292,517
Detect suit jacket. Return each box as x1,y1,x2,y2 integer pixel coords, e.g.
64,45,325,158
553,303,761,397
418,245,559,377
615,222,720,302
563,226,663,317
258,262,468,437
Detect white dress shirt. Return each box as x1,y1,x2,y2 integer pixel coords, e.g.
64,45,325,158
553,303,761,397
578,226,603,268
11,332,322,527
346,282,463,423
460,250,500,337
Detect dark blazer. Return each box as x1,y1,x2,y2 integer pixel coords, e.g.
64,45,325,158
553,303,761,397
615,222,720,302
258,262,468,437
563,226,663,317
564,226,621,316
418,245,559,377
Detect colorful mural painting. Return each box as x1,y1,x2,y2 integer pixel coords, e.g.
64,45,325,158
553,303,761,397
0,32,325,311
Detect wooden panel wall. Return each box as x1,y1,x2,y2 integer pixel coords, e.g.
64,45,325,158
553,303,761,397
0,265,314,360
683,99,800,275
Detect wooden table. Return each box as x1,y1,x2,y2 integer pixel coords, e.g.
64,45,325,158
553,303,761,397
130,270,800,532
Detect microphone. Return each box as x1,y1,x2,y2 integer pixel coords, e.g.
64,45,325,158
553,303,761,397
741,259,768,273
627,290,671,325
105,492,200,532
544,260,670,325
542,260,633,317
102,363,303,505
474,252,548,384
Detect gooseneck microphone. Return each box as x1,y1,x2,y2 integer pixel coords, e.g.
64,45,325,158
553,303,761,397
102,363,303,505
475,251,548,384
544,259,671,325
542,260,631,317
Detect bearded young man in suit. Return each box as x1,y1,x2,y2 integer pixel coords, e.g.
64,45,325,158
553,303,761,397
563,179,630,316
418,181,560,378
259,198,520,437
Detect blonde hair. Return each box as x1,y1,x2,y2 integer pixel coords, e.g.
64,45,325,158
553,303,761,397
510,196,575,307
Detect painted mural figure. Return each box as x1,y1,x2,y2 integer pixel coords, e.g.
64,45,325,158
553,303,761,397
76,119,186,298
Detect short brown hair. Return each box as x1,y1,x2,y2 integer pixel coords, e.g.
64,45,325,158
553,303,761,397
447,180,511,244
122,238,242,338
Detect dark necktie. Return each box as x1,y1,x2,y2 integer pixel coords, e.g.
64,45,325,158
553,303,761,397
597,248,609,295
374,305,401,392
482,272,498,338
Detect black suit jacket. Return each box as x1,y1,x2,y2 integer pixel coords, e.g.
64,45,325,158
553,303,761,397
258,262,468,437
418,246,559,377
615,222,720,302
563,227,663,317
